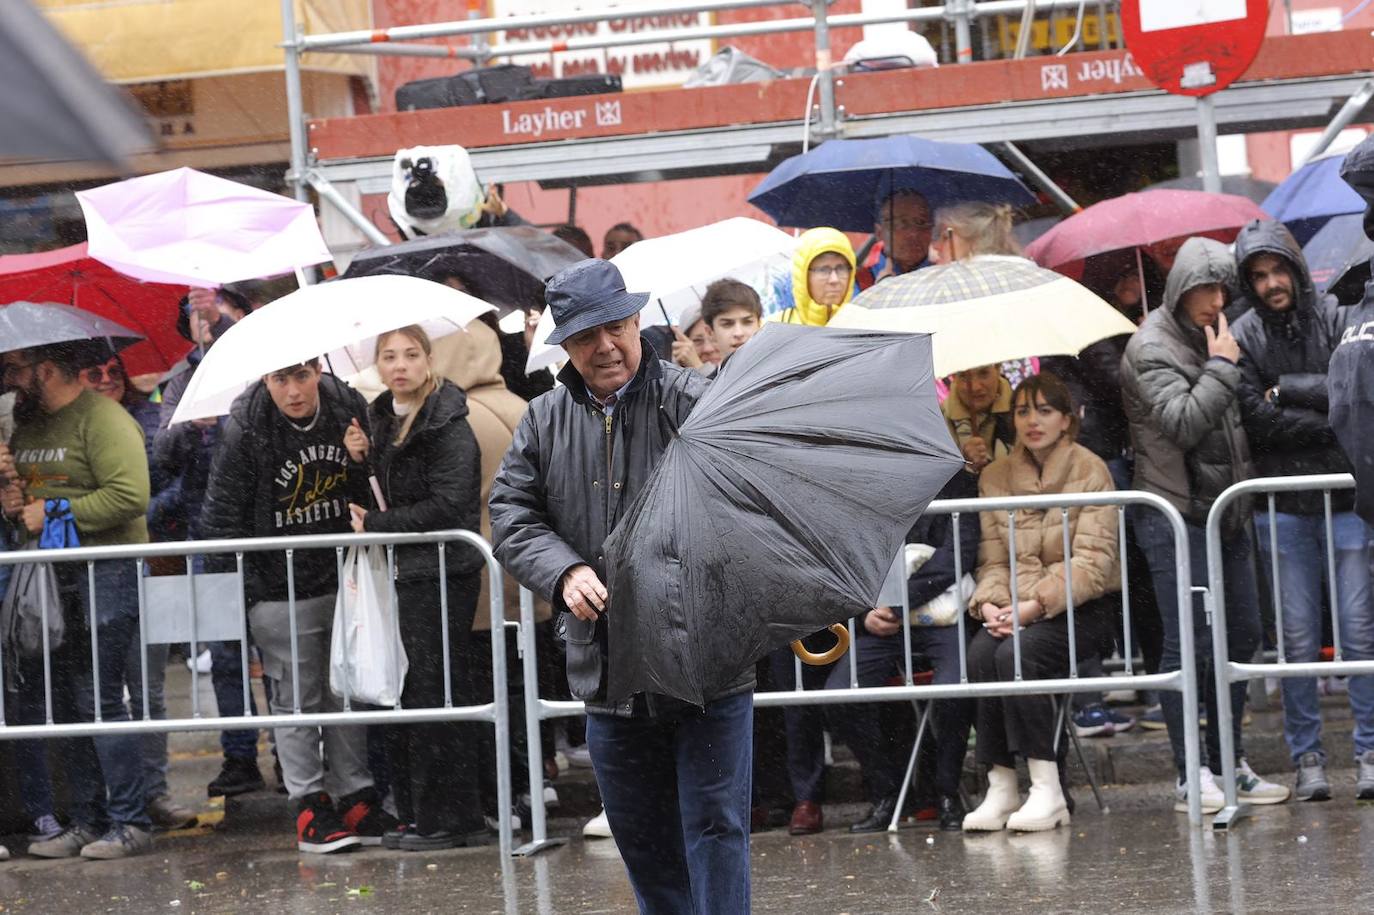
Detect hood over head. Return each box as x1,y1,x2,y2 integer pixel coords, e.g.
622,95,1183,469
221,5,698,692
1163,237,1236,317
1341,135,1374,241
1232,218,1317,316
787,227,857,326
430,317,506,392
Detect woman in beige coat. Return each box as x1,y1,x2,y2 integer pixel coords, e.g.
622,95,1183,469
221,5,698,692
961,372,1121,834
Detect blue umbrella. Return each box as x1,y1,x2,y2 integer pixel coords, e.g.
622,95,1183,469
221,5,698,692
748,136,1036,232
1302,212,1374,305
1262,156,1365,245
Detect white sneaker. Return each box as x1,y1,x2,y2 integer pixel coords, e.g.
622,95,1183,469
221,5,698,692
1235,759,1291,805
1103,689,1138,705
582,808,612,839
0,844,9,861
543,786,560,809
565,744,594,769
186,649,212,674
1174,766,1226,815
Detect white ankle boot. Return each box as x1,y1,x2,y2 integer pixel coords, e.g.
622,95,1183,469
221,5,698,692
963,765,1021,832
1006,758,1070,832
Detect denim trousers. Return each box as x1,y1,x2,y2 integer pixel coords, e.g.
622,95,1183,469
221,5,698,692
823,625,973,800
6,655,57,822
586,691,753,915
124,639,170,800
1133,511,1261,778
62,559,152,830
767,640,834,804
1254,510,1374,762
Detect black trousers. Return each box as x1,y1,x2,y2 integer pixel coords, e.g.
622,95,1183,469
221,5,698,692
386,574,483,834
969,598,1115,766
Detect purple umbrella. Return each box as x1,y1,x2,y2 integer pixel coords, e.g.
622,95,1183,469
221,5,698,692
76,167,332,287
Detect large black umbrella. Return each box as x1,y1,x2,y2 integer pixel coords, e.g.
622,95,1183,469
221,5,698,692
0,2,154,168
342,226,584,316
603,325,963,707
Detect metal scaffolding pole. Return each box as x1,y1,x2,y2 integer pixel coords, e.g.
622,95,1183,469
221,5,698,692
812,0,837,138
279,0,310,204
305,171,391,247
1297,78,1374,168
998,141,1081,213
1196,95,1222,194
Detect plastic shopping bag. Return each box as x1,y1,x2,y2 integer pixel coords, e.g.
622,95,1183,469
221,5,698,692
330,546,408,707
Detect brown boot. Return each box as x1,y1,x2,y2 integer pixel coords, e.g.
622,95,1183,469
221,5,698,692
788,800,823,835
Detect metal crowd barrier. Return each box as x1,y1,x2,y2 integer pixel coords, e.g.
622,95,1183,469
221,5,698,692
1205,473,1372,831
0,528,515,859
513,490,1206,855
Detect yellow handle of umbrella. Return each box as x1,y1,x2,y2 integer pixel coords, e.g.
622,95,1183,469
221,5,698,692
791,624,851,666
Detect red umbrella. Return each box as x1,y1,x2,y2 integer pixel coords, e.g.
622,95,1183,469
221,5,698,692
0,243,190,375
1025,189,1269,282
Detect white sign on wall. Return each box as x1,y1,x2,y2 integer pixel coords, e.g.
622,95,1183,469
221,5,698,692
492,0,714,90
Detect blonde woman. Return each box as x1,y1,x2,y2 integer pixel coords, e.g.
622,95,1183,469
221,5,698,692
343,325,486,851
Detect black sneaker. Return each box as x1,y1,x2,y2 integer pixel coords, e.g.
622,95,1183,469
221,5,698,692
338,789,401,847
399,828,492,851
297,793,362,854
207,756,266,798
382,823,415,850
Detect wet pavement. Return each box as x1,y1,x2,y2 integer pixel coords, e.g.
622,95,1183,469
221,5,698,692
3,775,1374,914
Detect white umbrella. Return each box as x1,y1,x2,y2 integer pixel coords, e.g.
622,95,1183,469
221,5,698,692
525,217,798,373
830,256,1137,377
77,167,332,288
170,275,494,424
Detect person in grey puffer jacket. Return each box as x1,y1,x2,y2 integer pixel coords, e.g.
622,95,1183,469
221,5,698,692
490,259,752,915
1121,237,1288,815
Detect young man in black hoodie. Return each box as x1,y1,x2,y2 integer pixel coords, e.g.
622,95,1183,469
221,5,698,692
200,359,395,853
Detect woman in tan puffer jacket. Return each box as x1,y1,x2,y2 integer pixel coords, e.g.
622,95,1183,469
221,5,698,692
961,372,1121,836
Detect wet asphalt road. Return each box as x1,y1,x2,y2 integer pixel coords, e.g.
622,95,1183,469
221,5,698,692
3,776,1373,914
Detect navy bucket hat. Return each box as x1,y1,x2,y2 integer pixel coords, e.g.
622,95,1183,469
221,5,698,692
544,259,648,346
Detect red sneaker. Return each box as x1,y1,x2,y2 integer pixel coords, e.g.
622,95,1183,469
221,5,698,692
297,792,361,854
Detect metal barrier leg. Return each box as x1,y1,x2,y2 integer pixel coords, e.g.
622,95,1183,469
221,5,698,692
514,588,568,857
1055,697,1108,814
887,700,930,834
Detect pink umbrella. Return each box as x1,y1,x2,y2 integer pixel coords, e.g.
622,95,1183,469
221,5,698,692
1024,189,1269,281
76,167,332,287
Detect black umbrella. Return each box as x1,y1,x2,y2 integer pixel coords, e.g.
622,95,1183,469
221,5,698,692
342,226,584,316
0,300,143,356
603,325,963,707
0,2,154,168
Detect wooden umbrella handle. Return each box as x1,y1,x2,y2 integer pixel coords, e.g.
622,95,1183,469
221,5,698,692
791,624,851,666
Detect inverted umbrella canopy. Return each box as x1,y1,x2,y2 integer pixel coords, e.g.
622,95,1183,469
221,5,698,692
1025,189,1267,280
1302,213,1374,304
342,225,584,316
603,324,963,706
0,300,142,356
830,256,1136,377
1262,155,1366,246
0,243,189,375
525,217,798,373
169,275,494,424
0,1,153,168
748,136,1036,232
77,167,333,287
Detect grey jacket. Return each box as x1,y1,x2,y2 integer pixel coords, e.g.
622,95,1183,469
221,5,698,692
490,341,753,715
1122,237,1253,528
1231,219,1353,515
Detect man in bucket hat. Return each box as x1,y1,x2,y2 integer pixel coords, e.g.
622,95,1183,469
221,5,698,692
492,259,755,913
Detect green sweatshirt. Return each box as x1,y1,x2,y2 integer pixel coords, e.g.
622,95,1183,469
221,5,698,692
10,389,150,546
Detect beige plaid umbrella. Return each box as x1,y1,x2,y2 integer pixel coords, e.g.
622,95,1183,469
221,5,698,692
830,255,1137,377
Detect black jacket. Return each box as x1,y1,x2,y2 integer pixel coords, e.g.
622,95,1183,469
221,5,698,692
490,341,753,715
1232,219,1354,514
199,374,371,604
365,380,483,580
906,470,981,612
1040,334,1131,464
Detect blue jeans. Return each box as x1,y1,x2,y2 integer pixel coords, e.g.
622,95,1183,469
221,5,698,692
62,560,152,830
125,640,170,800
586,692,753,915
6,655,57,823
209,640,260,759
1254,510,1374,762
1133,511,1261,778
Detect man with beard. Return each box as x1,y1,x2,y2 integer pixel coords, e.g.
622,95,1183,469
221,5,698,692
1,342,154,859
1231,218,1374,802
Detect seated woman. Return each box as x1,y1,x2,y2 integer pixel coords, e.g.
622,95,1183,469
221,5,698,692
961,372,1121,833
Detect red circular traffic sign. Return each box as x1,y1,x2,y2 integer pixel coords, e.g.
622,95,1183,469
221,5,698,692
1120,0,1269,97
